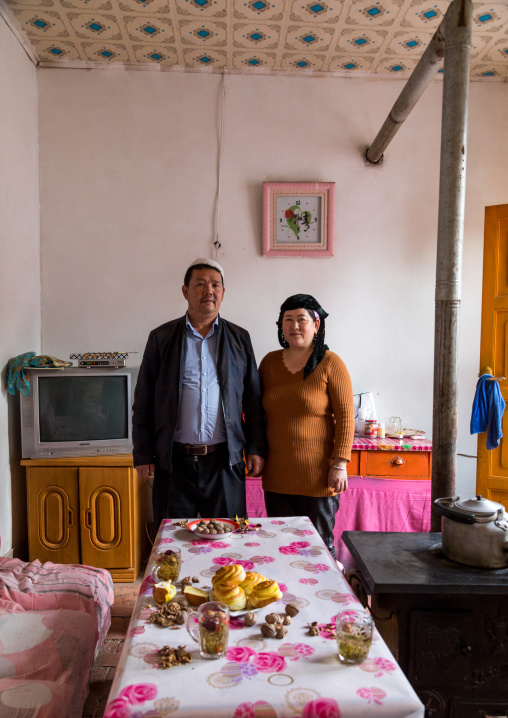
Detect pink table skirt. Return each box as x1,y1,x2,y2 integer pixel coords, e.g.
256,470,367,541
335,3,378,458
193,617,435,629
334,477,431,572
247,477,431,573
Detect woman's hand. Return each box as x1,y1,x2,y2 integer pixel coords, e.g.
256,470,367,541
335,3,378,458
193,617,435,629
327,464,348,493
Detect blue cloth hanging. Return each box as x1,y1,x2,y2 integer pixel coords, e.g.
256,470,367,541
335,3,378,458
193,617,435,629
470,374,506,450
5,352,72,396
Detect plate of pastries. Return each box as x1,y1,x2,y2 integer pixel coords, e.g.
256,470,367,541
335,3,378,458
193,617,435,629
210,564,283,616
187,518,240,540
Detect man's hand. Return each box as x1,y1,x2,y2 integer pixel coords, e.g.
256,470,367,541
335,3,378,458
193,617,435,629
246,454,264,477
327,465,348,494
136,464,155,481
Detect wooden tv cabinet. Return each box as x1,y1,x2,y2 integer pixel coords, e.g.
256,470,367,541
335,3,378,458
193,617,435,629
22,455,148,582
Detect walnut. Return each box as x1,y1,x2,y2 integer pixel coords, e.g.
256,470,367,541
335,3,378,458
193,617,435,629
176,598,189,610
265,613,280,624
261,623,277,638
281,615,292,625
243,612,257,627
307,621,319,637
285,603,300,617
181,576,192,587
157,615,173,627
275,626,288,639
175,611,186,625
157,644,192,669
192,576,200,583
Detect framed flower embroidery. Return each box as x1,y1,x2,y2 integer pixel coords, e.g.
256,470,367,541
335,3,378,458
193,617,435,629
262,182,335,257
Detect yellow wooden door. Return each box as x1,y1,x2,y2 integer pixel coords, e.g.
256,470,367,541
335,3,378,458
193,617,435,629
477,204,508,508
26,466,80,563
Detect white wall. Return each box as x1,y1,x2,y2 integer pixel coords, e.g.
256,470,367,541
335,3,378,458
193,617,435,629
0,17,40,555
37,69,508,499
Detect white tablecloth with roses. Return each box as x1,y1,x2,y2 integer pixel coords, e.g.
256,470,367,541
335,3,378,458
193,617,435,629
104,517,424,718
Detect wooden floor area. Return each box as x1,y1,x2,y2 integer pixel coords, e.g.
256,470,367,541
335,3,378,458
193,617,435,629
83,569,145,718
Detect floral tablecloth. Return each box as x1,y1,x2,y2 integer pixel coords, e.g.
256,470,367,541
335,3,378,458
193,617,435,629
104,517,424,718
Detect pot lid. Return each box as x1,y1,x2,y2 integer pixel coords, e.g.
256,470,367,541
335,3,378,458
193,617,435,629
454,495,504,516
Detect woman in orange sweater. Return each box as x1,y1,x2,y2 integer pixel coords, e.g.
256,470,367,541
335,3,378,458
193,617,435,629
258,294,354,558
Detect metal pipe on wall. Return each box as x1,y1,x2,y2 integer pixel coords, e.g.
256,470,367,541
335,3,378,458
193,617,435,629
431,0,473,531
365,20,445,164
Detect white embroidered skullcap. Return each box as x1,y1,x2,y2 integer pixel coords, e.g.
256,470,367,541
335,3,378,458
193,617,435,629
187,257,224,282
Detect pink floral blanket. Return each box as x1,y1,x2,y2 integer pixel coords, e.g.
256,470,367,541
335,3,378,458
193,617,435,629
0,557,114,648
0,601,97,717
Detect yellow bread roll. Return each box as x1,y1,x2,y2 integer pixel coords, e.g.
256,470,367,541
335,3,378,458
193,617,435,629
153,581,177,605
212,564,246,586
212,580,247,611
239,571,267,596
248,580,283,609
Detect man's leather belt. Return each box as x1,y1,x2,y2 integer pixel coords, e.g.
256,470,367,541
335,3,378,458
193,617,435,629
175,442,225,456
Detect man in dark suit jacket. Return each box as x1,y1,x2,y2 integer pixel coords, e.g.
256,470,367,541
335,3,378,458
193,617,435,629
133,258,266,531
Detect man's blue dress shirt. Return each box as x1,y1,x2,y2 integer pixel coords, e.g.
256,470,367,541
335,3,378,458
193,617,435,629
173,314,227,446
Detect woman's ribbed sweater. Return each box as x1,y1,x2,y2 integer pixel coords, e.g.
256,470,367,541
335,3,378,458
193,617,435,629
258,350,354,498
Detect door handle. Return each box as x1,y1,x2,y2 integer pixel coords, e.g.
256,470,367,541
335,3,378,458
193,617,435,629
68,508,74,527
84,509,92,529
391,456,405,466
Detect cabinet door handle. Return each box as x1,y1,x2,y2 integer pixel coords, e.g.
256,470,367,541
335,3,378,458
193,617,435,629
391,456,405,466
68,508,74,527
84,509,92,529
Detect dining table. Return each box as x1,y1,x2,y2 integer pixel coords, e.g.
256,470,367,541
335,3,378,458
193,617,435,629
103,516,424,718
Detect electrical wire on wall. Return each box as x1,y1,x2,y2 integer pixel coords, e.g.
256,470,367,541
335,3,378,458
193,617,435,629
213,73,226,261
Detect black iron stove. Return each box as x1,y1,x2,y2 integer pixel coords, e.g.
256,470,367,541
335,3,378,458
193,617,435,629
343,531,508,718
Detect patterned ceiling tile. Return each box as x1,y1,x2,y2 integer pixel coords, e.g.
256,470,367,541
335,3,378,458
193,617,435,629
469,32,492,57
179,19,227,45
289,0,344,24
280,51,326,69
3,0,508,76
233,22,280,48
232,48,277,66
123,13,174,41
12,7,70,37
470,60,508,78
346,0,404,27
328,52,375,69
284,23,335,50
116,0,171,15
182,46,227,65
378,54,418,72
336,26,388,53
176,0,227,19
29,36,82,59
66,11,124,40
385,29,433,55
132,43,180,62
471,2,508,32
401,0,447,29
59,0,113,9
233,0,285,21
481,37,508,63
6,0,56,8
81,40,131,60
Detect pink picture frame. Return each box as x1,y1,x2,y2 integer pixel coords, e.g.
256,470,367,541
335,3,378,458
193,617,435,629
262,181,335,257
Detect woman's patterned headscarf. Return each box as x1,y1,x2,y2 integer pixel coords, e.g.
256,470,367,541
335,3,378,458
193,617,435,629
277,294,329,379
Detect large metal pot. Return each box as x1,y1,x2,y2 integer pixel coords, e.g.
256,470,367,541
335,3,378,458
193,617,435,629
434,495,508,569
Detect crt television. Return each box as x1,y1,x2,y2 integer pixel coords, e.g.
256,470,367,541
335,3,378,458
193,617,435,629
20,367,137,459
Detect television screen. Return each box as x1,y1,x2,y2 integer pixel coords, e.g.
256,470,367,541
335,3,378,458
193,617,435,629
38,375,129,443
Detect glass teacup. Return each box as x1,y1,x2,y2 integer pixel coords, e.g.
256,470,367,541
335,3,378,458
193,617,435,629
336,610,373,665
186,601,230,660
152,547,181,583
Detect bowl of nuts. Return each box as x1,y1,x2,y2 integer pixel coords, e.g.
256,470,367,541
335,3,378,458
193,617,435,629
186,518,240,540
